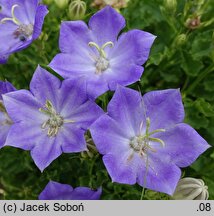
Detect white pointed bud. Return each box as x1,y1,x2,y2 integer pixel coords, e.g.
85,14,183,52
54,0,69,9
172,177,209,200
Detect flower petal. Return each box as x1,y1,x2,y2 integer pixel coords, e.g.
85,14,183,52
5,121,41,150
59,21,92,55
32,4,48,39
88,6,125,46
0,81,16,100
90,114,130,155
153,123,210,167
49,53,94,79
59,78,88,115
39,181,74,200
142,89,185,130
60,125,87,153
103,153,137,185
105,64,143,90
71,187,102,200
109,29,156,65
65,100,104,130
107,85,146,136
31,134,62,171
30,66,61,109
136,154,181,195
2,89,45,123
11,0,38,24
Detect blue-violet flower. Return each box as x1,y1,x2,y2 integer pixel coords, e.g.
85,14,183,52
0,0,48,63
90,86,210,195
49,6,156,98
0,81,16,148
39,181,102,200
3,66,103,171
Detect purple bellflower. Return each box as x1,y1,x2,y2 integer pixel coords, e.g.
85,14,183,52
0,0,48,64
39,181,102,200
3,66,104,171
90,86,210,195
49,6,156,98
0,81,16,148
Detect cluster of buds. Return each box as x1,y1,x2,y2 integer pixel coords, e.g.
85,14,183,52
172,177,209,200
91,0,128,10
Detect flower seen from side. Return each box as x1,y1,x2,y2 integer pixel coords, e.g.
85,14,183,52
0,0,48,63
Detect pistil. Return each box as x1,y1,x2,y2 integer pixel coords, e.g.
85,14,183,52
88,41,114,74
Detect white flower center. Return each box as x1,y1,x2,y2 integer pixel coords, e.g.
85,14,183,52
88,41,114,74
39,100,75,137
39,100,64,137
128,118,165,160
0,4,33,41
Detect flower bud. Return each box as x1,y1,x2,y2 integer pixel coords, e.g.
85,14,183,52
172,177,209,200
68,0,86,20
54,0,69,9
175,34,187,46
91,0,127,10
185,16,201,29
164,0,177,14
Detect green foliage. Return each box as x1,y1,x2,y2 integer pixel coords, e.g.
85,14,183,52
0,0,214,199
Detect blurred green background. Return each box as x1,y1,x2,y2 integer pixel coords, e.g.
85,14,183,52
0,0,213,199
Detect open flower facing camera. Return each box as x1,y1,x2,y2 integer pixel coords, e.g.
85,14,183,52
90,86,210,195
49,6,156,98
0,0,48,63
2,66,103,171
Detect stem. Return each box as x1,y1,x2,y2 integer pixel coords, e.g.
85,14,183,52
140,187,145,200
89,154,99,188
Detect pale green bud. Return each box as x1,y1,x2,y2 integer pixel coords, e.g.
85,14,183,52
54,0,69,9
164,0,177,14
68,0,86,20
172,177,209,200
175,34,187,46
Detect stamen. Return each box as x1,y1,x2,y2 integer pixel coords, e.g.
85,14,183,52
88,41,114,58
0,4,21,25
39,100,64,137
101,41,114,50
129,117,166,157
148,137,165,147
